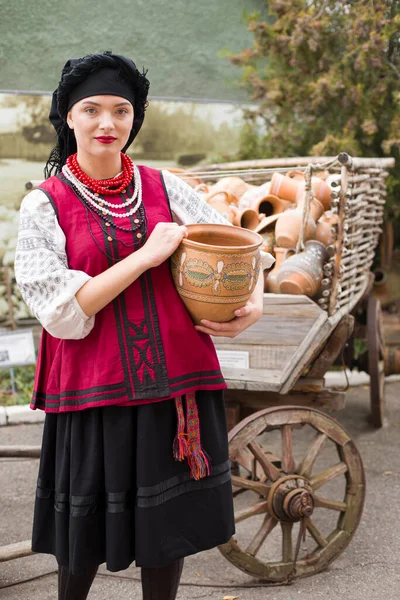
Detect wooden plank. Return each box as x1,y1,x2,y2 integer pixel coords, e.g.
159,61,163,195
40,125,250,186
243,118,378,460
214,312,324,347
0,541,33,562
307,315,354,378
216,343,298,370
280,313,332,394
224,389,346,411
222,368,282,391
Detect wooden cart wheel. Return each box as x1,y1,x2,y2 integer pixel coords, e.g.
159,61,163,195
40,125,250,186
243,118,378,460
367,295,386,428
219,406,365,582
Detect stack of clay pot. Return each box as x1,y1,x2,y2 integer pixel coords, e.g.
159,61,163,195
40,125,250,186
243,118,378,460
189,168,338,299
263,171,337,297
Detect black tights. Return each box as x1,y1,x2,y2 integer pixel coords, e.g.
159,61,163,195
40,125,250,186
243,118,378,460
58,558,184,600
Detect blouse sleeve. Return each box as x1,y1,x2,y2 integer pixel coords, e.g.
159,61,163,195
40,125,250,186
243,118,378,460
162,170,275,270
162,169,233,226
14,189,95,340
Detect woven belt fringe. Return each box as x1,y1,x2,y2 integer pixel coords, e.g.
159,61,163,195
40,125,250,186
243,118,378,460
173,393,210,480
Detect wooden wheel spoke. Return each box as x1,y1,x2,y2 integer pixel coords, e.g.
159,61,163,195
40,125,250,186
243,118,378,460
305,517,328,548
231,475,270,497
232,448,254,474
235,500,269,524
248,441,281,482
281,425,295,474
246,514,278,556
281,521,293,562
298,432,327,478
309,462,348,491
314,495,348,512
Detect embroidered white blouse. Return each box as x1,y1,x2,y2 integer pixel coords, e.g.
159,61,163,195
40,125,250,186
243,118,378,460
15,170,273,340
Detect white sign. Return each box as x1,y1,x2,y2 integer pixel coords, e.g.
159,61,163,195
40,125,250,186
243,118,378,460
216,350,249,370
0,329,36,367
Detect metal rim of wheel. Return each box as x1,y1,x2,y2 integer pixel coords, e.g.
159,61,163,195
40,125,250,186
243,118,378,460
367,295,385,428
218,406,365,582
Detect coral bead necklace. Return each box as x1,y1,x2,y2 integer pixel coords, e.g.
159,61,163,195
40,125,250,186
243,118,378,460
66,152,134,196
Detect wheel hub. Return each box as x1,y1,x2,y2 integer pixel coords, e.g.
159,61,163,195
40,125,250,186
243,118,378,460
268,475,314,522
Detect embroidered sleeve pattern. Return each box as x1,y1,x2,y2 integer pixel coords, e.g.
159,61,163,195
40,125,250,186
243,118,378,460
15,189,95,339
162,170,232,226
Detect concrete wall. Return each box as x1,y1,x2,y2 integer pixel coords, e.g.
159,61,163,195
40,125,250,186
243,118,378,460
1,0,263,101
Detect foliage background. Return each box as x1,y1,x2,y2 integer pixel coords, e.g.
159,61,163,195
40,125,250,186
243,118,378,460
225,0,400,241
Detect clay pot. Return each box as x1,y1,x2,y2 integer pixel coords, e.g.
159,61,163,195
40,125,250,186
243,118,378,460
294,193,325,222
296,178,333,211
277,240,329,297
255,214,280,255
315,212,340,246
205,190,240,224
213,176,252,200
171,224,263,324
274,203,317,248
271,172,333,210
251,193,292,217
287,170,305,180
265,246,294,293
239,181,271,209
270,172,302,202
236,208,260,230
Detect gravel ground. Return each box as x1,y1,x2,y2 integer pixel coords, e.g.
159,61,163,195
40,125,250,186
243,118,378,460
1,382,399,599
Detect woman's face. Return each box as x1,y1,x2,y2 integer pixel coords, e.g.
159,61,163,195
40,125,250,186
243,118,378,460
67,95,134,158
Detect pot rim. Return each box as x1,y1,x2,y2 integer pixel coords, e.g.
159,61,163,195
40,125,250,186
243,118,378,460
182,223,263,251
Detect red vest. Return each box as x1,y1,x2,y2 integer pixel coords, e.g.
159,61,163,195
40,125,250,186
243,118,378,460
31,166,226,412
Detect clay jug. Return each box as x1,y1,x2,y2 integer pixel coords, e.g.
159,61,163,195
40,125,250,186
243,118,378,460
315,212,340,246
274,202,317,248
205,190,240,224
171,224,263,324
296,178,333,211
240,181,271,210
213,176,252,201
251,193,292,217
255,214,280,254
265,247,294,293
235,208,260,230
277,240,329,297
270,172,302,202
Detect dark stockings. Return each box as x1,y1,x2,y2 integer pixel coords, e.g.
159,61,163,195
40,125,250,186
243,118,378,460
57,558,184,600
57,564,98,600
141,558,184,600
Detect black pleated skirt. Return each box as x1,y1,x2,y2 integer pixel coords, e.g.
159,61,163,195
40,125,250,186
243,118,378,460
31,390,235,575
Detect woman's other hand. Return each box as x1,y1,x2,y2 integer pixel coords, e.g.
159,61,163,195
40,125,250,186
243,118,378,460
195,268,264,338
140,222,188,268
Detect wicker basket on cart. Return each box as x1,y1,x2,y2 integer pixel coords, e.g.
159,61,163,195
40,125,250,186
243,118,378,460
182,152,394,583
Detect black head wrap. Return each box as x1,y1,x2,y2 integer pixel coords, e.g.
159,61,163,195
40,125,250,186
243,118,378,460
45,51,149,178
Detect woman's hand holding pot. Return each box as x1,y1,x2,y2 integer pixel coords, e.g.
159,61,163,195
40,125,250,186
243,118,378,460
140,222,188,269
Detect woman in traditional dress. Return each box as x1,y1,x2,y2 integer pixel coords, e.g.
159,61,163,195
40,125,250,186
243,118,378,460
15,51,271,600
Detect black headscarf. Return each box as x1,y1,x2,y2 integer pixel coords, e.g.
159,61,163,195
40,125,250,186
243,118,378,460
45,51,150,178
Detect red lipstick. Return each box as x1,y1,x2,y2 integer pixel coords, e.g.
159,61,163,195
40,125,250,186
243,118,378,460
95,136,117,144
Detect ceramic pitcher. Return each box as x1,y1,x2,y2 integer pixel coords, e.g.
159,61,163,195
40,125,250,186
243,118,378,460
276,240,329,297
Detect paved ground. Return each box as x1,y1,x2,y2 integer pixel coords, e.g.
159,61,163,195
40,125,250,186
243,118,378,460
1,382,399,599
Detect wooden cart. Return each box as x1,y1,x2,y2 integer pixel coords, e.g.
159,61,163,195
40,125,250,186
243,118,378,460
188,153,394,583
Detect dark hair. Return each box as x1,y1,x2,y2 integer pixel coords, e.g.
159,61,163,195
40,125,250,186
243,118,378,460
44,51,149,178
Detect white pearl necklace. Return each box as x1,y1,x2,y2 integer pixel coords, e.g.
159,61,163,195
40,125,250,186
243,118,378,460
62,164,143,219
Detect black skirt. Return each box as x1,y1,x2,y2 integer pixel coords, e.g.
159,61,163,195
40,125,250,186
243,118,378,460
31,390,235,574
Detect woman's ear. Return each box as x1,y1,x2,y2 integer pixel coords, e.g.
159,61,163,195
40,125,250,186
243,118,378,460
66,110,74,130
